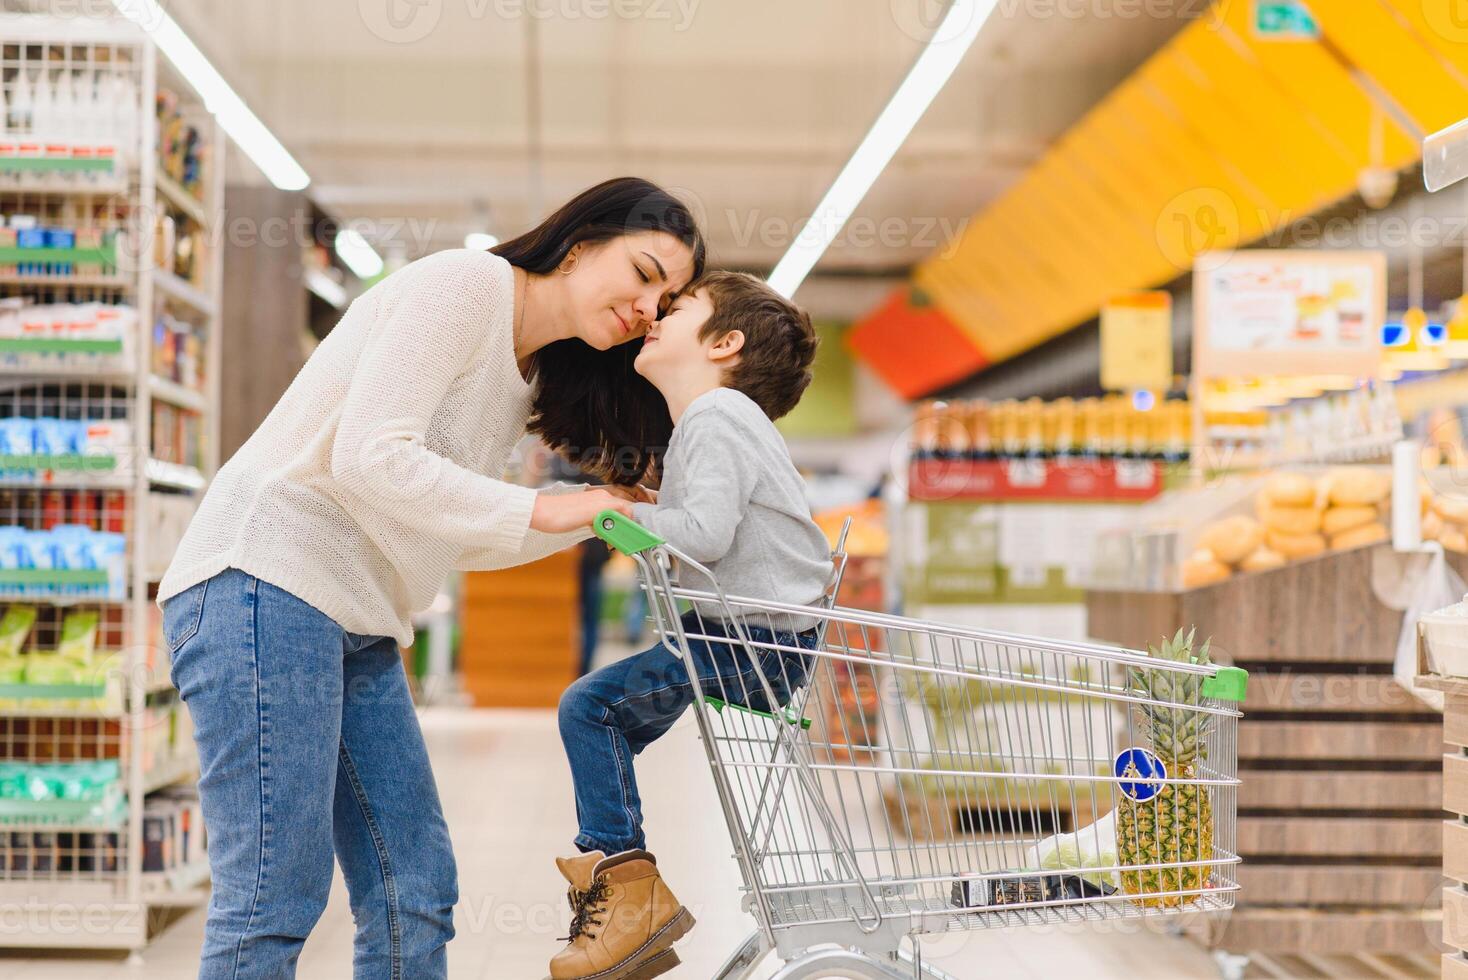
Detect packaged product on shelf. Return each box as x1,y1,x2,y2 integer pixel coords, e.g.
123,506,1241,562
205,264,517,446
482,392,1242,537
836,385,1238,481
0,605,36,657
0,760,125,828
0,418,31,460
141,786,206,875
33,418,78,456
81,420,129,461
142,800,173,872
56,611,98,660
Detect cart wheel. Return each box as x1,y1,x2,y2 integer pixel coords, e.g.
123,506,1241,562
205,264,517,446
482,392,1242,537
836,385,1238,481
1213,950,1249,980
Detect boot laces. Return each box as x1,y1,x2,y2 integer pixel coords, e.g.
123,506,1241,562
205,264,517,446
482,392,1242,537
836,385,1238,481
560,875,610,942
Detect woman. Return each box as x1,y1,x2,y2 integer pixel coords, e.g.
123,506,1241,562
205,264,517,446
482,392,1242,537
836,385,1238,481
158,177,704,980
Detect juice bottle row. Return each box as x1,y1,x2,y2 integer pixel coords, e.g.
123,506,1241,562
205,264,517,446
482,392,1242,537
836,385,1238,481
912,396,1193,462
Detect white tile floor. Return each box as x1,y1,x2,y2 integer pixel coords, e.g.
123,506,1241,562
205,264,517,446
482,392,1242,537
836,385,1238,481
0,707,1222,979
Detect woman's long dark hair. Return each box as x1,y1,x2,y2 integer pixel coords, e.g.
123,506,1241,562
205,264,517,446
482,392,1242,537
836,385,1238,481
492,177,706,485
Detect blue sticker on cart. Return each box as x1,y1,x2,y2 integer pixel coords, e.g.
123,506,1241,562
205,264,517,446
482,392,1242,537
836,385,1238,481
1115,747,1167,803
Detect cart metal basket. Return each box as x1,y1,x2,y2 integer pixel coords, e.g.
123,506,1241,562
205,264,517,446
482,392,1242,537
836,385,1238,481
593,511,1247,980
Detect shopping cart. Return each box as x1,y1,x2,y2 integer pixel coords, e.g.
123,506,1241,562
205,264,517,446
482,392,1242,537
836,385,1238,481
593,511,1248,980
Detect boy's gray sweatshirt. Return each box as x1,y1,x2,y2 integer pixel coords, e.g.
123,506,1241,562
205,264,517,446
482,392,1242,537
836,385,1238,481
631,387,833,633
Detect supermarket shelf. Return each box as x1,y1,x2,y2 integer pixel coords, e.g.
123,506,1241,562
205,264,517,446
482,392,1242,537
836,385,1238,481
0,591,126,607
0,471,133,490
0,273,129,289
146,458,206,490
0,816,126,832
149,375,207,412
305,267,347,309
154,172,206,225
0,795,126,831
0,452,127,488
152,270,215,316
0,174,128,195
0,363,132,382
0,244,114,267
142,753,198,795
0,699,124,719
139,860,210,907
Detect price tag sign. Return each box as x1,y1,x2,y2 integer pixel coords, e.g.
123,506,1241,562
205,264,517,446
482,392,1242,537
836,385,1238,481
1005,457,1045,488
1101,292,1172,393
1114,459,1157,490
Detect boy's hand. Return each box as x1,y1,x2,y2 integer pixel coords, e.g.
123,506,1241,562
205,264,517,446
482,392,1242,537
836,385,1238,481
531,489,634,534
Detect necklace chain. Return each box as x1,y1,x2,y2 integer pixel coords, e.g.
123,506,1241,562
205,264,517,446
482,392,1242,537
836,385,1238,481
514,268,527,352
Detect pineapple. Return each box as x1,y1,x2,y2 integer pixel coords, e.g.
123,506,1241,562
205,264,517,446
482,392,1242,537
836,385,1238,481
1115,627,1215,908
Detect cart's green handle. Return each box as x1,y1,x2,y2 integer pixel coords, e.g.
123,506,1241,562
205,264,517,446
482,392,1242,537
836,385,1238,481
594,510,665,556
705,695,812,731
1201,665,1248,702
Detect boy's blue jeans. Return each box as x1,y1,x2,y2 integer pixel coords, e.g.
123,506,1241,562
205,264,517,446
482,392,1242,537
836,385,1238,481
558,609,819,854
162,569,457,980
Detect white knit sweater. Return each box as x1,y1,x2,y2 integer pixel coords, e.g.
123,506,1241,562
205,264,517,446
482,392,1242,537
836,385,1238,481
158,249,591,644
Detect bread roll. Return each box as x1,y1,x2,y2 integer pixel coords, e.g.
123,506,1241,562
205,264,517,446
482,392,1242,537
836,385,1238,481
1264,473,1316,507
1265,528,1326,560
1197,515,1264,566
1329,522,1388,551
1422,510,1445,541
1181,550,1231,589
1442,528,1468,554
1325,468,1390,507
1321,505,1376,537
1239,547,1286,573
1434,494,1468,525
1261,504,1322,536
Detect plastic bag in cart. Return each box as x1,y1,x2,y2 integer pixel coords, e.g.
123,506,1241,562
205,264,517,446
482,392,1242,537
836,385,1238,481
1023,809,1120,889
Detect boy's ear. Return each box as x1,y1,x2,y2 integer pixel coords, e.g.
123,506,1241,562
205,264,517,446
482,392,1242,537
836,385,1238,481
708,329,745,363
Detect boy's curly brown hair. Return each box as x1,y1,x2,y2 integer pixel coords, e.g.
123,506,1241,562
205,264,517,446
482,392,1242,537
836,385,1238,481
694,271,818,421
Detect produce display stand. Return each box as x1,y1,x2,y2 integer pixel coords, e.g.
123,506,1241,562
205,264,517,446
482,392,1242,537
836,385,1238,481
1088,545,1448,978
0,15,223,956
1416,672,1468,980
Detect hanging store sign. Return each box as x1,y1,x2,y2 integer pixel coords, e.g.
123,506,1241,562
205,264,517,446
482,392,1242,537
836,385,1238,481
1100,291,1173,392
1193,250,1386,380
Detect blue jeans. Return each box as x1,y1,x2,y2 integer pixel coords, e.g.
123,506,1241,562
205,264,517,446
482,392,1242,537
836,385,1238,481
558,609,818,854
163,569,457,980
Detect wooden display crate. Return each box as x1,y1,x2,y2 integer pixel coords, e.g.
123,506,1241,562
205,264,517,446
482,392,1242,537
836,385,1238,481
459,550,579,708
1088,545,1455,972
1419,673,1468,980
881,782,1106,841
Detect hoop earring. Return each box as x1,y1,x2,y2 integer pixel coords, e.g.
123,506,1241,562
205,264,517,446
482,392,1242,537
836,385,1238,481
559,256,578,275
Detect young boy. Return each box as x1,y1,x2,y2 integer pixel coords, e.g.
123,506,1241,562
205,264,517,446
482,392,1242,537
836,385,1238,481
549,271,833,980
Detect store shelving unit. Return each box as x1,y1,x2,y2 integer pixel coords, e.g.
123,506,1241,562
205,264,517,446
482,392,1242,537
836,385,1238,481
0,14,222,956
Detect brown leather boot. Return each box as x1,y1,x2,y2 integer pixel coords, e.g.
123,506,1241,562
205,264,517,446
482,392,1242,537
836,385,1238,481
556,851,604,914
549,850,695,980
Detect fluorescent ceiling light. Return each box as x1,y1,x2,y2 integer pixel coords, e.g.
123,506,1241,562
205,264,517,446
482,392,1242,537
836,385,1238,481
465,232,500,250
111,0,310,191
767,0,992,298
336,229,384,280
304,267,347,309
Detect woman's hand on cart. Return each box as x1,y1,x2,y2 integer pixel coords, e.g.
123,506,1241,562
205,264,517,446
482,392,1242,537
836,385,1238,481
531,488,636,534
592,484,657,505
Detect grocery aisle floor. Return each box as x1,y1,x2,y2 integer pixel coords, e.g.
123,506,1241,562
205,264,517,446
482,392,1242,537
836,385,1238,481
0,706,1220,979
